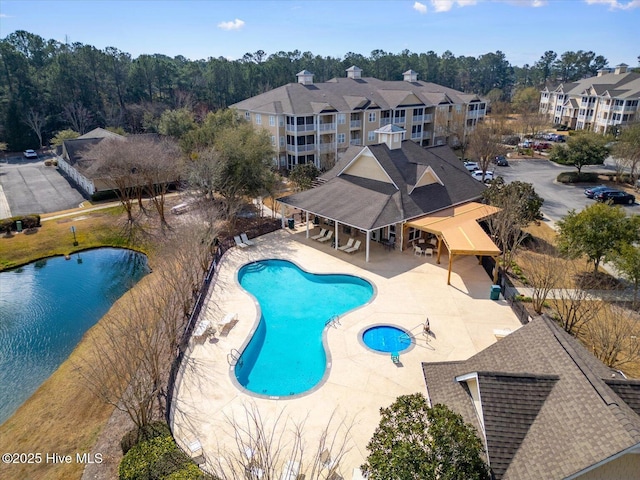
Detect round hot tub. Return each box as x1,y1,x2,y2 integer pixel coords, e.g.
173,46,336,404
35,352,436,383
361,325,412,353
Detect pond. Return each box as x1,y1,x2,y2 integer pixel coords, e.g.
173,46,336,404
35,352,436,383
0,248,149,425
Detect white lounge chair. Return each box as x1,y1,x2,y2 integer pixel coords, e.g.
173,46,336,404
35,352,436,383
234,235,249,248
280,460,300,480
337,238,355,251
413,245,424,256
317,230,334,243
310,228,327,240
240,232,255,246
344,239,361,253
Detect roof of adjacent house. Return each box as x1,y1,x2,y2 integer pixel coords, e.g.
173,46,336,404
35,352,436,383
553,71,640,100
231,75,483,115
278,141,486,230
423,316,640,480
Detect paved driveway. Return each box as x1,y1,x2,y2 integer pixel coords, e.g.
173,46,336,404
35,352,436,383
493,158,640,224
0,155,86,218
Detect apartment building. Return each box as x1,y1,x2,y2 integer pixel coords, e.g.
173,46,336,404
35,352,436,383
231,66,486,170
539,63,640,134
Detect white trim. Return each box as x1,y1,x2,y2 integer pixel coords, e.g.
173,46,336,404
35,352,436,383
564,443,640,479
336,147,399,190
409,166,444,194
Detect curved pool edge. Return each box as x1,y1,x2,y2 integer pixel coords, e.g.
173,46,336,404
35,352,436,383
357,323,417,356
229,257,378,400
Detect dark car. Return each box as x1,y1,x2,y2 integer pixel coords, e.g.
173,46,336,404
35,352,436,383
595,190,635,205
584,185,612,198
493,155,508,166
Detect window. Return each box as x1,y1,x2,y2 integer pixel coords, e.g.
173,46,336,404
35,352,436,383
255,114,261,125
337,133,346,144
271,136,276,146
269,115,275,126
280,136,285,147
413,108,424,116
368,131,376,142
245,111,251,120
337,114,346,125
408,228,421,241
455,105,462,113
368,112,376,122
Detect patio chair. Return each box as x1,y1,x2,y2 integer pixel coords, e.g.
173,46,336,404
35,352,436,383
337,238,355,251
234,235,249,248
218,313,239,337
185,438,203,457
424,248,434,257
240,232,255,246
391,352,400,364
310,228,327,240
413,245,424,256
344,240,361,253
317,230,333,243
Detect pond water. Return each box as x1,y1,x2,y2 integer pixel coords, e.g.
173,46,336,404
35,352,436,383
0,248,149,425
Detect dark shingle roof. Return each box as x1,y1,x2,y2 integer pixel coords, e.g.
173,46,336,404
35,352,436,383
279,141,486,230
423,316,640,480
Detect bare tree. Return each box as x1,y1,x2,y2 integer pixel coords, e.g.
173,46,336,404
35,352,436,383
23,108,46,148
584,303,640,372
467,121,506,180
204,403,353,480
549,260,603,336
519,247,562,314
63,101,93,134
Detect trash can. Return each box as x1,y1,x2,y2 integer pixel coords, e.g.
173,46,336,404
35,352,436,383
287,218,295,229
490,285,501,300
16,220,22,233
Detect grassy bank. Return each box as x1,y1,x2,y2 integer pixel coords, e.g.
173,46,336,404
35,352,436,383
0,206,151,479
0,206,131,271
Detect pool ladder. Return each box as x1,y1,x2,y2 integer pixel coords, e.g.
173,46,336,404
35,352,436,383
325,315,341,328
227,348,242,367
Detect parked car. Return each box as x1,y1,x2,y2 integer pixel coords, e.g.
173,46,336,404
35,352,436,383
23,149,38,159
471,170,494,182
493,155,508,166
594,190,635,205
463,161,479,171
584,185,612,198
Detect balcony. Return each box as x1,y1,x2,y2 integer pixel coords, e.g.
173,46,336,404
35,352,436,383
318,123,336,132
411,132,422,140
380,118,392,126
393,117,406,125
349,139,362,146
423,114,433,123
412,115,423,123
318,142,336,153
350,120,362,129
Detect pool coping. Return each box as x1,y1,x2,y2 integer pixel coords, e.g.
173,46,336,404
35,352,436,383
228,256,379,401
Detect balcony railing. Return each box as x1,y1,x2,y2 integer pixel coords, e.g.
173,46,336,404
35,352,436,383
318,123,336,132
423,114,433,123
380,118,392,126
411,132,422,140
350,120,362,128
393,117,406,125
349,139,361,146
318,142,336,153
412,115,424,123
286,124,315,133
286,144,316,154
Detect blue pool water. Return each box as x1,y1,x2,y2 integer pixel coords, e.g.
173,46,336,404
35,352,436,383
235,259,373,397
0,248,149,424
362,325,412,353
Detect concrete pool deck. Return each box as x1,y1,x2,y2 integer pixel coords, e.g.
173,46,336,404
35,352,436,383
171,227,522,478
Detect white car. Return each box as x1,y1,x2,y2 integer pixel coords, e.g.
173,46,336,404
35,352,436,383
463,161,479,171
23,149,38,159
471,170,494,182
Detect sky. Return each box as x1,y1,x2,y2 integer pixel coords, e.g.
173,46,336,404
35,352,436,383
0,0,639,68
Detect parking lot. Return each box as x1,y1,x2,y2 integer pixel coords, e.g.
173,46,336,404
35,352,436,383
491,157,640,224
0,154,87,218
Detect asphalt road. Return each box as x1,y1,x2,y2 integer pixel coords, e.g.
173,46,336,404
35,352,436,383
0,154,87,217
492,158,640,225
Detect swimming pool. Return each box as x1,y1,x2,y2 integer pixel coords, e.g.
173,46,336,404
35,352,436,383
235,259,374,397
361,325,412,353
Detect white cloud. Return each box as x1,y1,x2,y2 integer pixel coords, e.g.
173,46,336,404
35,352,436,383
413,1,428,13
585,0,640,9
430,0,477,12
0,13,10,18
503,0,547,6
217,18,245,31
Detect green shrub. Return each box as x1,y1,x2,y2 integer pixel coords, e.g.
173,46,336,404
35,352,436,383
119,434,192,480
0,214,41,231
557,172,599,183
121,421,172,454
165,462,207,480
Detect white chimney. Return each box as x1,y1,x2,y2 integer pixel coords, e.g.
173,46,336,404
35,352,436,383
296,70,314,85
403,69,418,82
597,68,612,77
614,64,628,75
346,65,363,79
